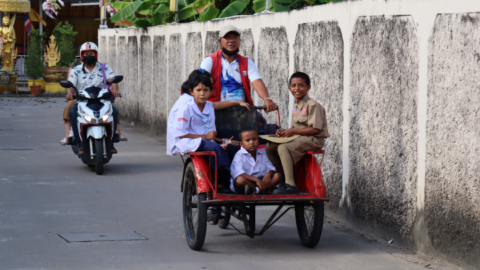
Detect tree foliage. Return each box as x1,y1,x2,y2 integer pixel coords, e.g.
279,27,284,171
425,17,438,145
53,22,78,67
25,29,46,84
107,0,344,27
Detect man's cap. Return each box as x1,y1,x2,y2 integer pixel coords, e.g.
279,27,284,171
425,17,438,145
259,134,300,144
219,25,240,39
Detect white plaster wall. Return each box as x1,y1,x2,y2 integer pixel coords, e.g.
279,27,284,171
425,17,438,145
99,0,480,267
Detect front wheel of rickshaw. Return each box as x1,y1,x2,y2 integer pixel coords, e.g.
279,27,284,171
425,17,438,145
217,206,231,229
183,162,207,250
295,201,324,248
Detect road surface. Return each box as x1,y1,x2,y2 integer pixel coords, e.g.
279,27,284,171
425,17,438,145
0,97,456,270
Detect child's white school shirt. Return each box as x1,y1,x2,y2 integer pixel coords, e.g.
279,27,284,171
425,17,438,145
167,94,194,155
229,147,276,193
171,101,216,155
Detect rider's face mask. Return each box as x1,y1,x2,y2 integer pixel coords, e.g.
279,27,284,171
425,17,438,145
84,55,96,65
222,47,239,57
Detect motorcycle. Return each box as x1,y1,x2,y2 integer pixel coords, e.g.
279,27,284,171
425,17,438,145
60,76,123,175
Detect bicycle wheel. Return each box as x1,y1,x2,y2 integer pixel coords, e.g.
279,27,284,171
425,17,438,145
182,162,207,250
295,201,324,248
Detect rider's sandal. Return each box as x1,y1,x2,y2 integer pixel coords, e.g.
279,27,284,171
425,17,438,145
118,134,128,141
111,147,118,154
60,138,68,145
77,145,84,156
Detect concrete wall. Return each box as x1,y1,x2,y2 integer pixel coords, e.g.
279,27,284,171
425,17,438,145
349,16,418,238
426,13,480,267
99,0,480,268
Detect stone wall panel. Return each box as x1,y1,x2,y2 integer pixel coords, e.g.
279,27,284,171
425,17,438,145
426,13,480,266
108,36,116,71
125,36,139,121
257,27,289,125
98,36,107,63
204,31,220,56
115,37,128,113
186,32,203,76
294,21,344,211
238,29,254,60
152,35,167,137
349,16,418,237
168,34,183,112
139,35,153,129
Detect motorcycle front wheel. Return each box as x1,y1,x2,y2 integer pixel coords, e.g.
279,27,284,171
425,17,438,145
94,138,104,175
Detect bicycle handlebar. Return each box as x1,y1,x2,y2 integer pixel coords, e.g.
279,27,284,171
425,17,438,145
252,106,281,127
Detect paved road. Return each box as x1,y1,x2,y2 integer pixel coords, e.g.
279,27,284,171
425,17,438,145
0,97,455,270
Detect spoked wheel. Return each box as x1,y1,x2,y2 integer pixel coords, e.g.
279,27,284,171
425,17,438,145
182,162,207,250
218,206,231,229
94,138,104,175
295,201,324,248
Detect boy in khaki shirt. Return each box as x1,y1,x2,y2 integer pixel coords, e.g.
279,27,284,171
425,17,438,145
266,72,329,194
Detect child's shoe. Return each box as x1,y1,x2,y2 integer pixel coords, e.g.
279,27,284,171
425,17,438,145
245,185,255,195
268,184,283,194
272,184,299,195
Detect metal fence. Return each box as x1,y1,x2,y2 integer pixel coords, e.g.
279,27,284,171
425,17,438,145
14,55,27,81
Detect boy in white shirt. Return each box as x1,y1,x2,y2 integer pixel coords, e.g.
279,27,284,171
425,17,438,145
230,129,282,194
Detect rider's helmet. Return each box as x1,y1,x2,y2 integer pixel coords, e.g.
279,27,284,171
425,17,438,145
79,42,99,62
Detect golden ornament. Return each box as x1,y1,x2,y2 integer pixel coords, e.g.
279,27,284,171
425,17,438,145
44,35,61,67
0,0,31,71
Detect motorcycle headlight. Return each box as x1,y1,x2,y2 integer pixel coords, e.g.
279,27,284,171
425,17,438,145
101,115,109,122
84,115,93,122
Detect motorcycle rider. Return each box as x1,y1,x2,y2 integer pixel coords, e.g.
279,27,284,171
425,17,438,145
68,42,120,156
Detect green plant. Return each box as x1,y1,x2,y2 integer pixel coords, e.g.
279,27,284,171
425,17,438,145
25,29,46,85
53,21,78,67
107,0,344,27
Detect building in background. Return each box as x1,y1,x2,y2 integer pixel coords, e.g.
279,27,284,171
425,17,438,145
12,0,114,56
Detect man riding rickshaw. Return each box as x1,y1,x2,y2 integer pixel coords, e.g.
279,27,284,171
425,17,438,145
200,25,278,112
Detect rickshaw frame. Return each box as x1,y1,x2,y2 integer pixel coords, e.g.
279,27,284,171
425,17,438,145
181,148,328,239
179,106,329,249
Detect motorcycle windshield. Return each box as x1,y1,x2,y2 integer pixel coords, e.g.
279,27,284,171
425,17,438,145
87,102,103,112
84,86,103,99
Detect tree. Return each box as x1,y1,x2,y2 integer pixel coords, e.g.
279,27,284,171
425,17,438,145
53,22,78,67
107,0,344,27
24,29,46,85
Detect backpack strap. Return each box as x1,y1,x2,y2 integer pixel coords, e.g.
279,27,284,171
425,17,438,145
100,63,109,89
100,63,115,103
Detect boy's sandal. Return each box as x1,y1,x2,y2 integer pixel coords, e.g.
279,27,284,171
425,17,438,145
111,147,118,154
60,138,69,145
245,185,256,195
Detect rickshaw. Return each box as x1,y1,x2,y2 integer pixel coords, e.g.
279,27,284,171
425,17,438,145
180,106,328,250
